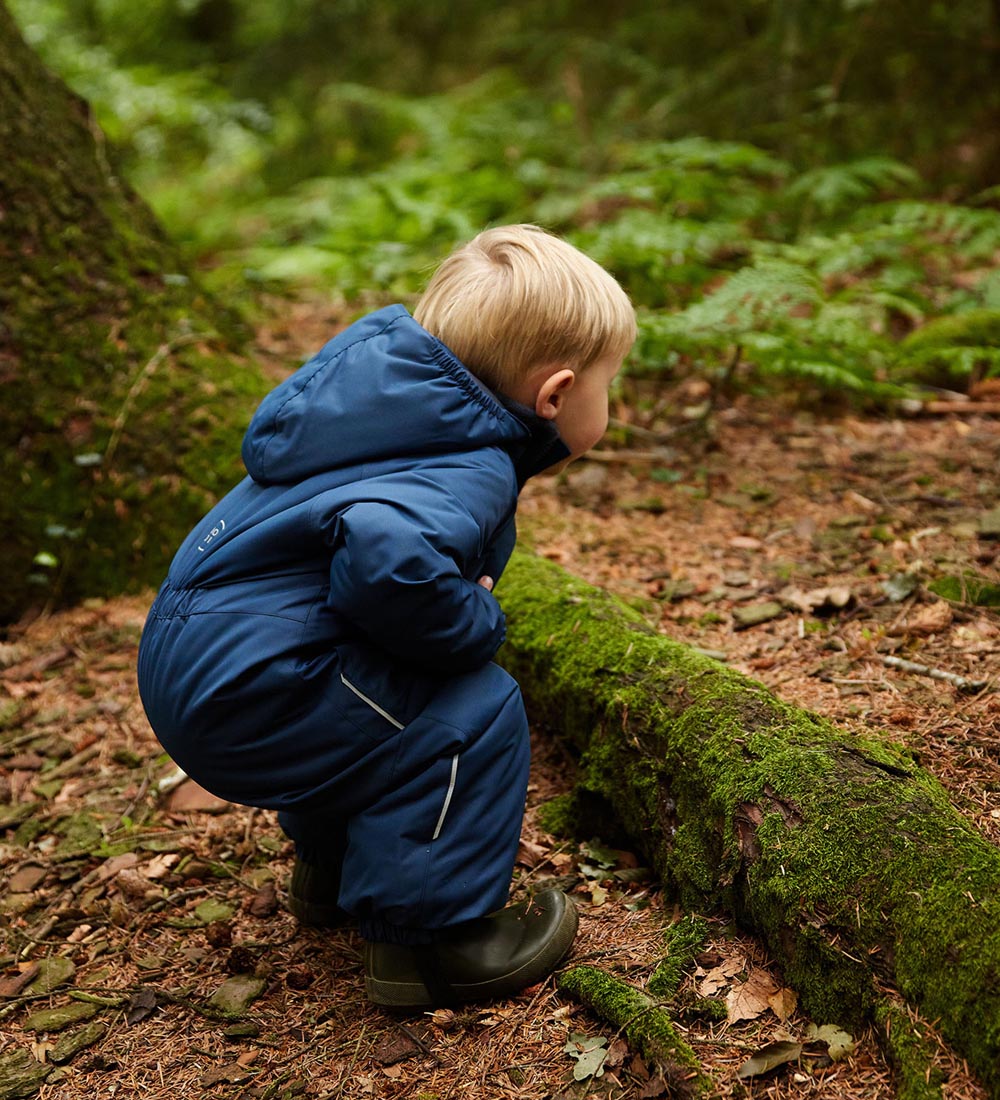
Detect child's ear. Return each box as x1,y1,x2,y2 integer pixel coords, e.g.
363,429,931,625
535,368,575,420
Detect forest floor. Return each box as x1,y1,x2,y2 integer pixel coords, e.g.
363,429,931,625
2,302,999,1100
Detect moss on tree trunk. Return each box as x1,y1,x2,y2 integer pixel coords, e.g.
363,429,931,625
0,2,268,622
498,550,1000,1097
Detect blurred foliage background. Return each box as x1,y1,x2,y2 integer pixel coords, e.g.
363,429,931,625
12,0,1000,400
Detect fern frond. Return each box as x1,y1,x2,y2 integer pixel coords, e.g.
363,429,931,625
618,138,790,180
669,260,821,333
856,201,1000,262
784,158,920,217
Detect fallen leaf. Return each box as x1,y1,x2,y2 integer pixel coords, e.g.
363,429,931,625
807,1023,855,1061
889,600,953,637
881,573,920,602
697,955,746,996
638,1075,668,1098
7,865,47,893
125,986,158,1026
373,1027,426,1066
783,586,854,614
767,986,798,1022
732,601,784,629
115,869,158,901
726,969,780,1023
564,1032,608,1081
96,852,140,882
143,853,179,879
605,1037,629,1067
30,1040,54,1064
201,1063,254,1086
516,838,548,867
737,1040,804,1079
248,881,278,918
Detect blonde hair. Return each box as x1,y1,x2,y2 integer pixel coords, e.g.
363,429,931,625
414,224,636,394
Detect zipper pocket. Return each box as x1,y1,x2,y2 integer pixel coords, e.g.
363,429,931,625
432,754,460,840
339,674,404,730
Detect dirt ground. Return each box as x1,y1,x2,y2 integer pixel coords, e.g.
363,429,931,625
1,342,998,1100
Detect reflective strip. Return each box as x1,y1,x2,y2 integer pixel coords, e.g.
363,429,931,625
339,674,404,730
432,754,460,841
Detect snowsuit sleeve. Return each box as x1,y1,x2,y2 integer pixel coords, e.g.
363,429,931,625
321,487,507,672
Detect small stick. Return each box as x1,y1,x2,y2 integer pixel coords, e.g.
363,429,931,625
880,654,990,693
155,766,189,795
922,401,1000,415
583,447,678,464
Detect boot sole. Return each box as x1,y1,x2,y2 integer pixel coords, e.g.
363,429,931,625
364,894,579,1008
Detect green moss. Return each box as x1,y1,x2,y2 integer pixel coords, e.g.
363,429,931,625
537,793,577,838
874,1002,946,1100
648,915,710,1000
536,789,625,844
677,994,728,1023
928,572,1000,608
559,965,709,1092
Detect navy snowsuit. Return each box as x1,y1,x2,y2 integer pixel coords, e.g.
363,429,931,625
136,305,569,942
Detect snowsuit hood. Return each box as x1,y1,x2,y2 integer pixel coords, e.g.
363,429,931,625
242,304,568,487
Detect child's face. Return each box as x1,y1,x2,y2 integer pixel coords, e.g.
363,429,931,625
547,352,621,471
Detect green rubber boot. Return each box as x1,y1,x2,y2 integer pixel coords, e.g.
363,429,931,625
287,858,352,927
364,888,578,1008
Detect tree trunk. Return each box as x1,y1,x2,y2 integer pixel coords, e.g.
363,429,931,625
497,550,1000,1098
0,2,267,623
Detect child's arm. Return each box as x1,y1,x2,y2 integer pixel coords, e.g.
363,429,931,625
323,491,507,672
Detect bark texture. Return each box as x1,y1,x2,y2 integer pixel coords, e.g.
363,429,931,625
0,2,267,621
498,550,1000,1097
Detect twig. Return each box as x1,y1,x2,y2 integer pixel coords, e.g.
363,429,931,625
921,401,1000,415
583,447,678,464
117,773,152,828
392,1020,441,1064
155,766,189,795
43,742,101,780
104,335,202,470
880,655,990,693
607,418,679,446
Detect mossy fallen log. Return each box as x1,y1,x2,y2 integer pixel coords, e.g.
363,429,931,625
498,550,1000,1097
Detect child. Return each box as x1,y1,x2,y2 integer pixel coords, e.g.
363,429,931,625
137,225,636,1008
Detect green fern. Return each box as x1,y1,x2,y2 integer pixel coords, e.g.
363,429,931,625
855,201,1000,263
784,157,920,218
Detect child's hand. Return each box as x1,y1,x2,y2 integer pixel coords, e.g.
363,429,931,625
478,576,494,592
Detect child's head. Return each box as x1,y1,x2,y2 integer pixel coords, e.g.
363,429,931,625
414,224,636,397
